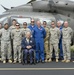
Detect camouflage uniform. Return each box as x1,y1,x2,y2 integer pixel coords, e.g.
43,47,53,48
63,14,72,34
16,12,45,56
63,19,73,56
44,27,50,60
49,27,60,59
11,29,23,62
0,28,12,61
0,28,2,58
62,27,73,60
21,28,31,37
9,25,16,31
9,25,16,57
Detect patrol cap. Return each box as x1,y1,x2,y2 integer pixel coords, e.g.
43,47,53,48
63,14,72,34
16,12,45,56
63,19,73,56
16,23,20,26
23,22,27,25
43,21,47,24
12,19,16,22
4,23,9,26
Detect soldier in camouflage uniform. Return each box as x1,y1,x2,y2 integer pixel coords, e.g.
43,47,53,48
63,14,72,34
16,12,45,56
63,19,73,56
9,19,17,31
62,21,73,63
49,21,60,62
9,19,17,57
11,23,23,63
0,23,2,60
43,21,50,62
0,23,12,63
22,22,31,37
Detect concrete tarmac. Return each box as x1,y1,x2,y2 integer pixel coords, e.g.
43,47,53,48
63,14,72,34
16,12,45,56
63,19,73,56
0,61,74,75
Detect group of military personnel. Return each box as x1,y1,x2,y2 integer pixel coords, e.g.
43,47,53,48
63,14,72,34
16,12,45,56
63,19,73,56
0,18,73,64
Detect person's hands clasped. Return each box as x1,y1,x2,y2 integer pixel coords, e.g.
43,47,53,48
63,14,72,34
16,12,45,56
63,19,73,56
26,46,32,49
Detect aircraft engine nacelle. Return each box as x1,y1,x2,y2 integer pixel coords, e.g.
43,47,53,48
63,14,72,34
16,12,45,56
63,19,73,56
32,1,50,12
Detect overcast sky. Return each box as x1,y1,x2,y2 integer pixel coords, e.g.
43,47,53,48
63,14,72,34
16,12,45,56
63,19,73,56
0,0,30,14
0,0,74,14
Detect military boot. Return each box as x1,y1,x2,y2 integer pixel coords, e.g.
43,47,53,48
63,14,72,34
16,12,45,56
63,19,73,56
8,60,12,63
0,58,1,61
19,59,21,63
66,60,70,63
45,59,48,62
56,59,59,62
3,60,6,64
62,59,66,62
48,58,52,62
13,60,17,64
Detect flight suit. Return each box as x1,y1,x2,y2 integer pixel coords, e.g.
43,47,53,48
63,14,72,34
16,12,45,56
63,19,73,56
11,29,23,62
21,28,31,37
33,26,46,61
50,27,60,59
28,25,36,36
0,28,12,61
44,27,50,60
62,27,73,60
58,26,63,59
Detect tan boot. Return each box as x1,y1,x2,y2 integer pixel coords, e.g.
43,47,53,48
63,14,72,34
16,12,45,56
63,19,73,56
56,59,59,62
13,60,17,64
19,60,21,63
48,58,52,62
8,60,12,63
66,60,70,63
0,58,1,61
3,60,6,64
62,60,66,62
45,59,48,62
19,59,21,63
73,61,74,63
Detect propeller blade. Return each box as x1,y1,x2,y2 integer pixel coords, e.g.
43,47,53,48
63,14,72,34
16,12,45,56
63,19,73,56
27,0,36,4
1,5,9,11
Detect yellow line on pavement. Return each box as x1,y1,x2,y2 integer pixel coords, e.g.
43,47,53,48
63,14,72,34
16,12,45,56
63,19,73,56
0,68,74,70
